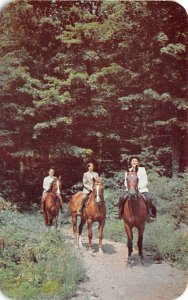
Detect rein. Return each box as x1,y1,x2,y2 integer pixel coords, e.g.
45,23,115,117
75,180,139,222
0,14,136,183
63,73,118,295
128,191,140,200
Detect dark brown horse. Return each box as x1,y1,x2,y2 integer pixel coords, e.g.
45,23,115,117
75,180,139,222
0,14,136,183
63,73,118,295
43,177,62,228
122,170,148,267
69,177,106,254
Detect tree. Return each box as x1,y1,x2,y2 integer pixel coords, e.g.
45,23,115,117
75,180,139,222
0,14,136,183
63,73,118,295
0,0,187,204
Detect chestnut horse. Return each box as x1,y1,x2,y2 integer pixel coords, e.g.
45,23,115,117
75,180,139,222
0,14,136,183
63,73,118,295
122,170,148,267
43,177,62,228
69,177,106,254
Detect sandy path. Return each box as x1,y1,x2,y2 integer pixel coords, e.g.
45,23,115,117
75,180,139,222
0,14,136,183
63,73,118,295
64,231,187,300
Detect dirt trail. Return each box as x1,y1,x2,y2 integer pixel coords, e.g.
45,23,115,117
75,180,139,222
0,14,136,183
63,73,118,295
64,230,187,300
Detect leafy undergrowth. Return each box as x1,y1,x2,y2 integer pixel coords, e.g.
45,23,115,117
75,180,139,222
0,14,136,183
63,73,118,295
0,204,85,300
144,215,188,269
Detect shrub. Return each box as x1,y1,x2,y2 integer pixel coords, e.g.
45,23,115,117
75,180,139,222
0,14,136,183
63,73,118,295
0,209,85,299
149,172,188,224
144,214,188,269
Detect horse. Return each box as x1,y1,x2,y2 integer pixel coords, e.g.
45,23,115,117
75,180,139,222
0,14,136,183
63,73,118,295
43,177,62,228
121,169,148,267
69,177,106,254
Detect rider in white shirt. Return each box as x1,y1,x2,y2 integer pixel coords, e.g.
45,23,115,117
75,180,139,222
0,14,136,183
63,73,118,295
118,157,156,219
40,168,63,213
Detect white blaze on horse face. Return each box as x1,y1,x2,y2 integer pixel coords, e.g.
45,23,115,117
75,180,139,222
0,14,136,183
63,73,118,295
96,184,100,203
56,180,60,195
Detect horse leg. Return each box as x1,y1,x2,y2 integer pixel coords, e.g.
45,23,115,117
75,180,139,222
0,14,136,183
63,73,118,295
78,218,86,249
124,222,133,267
137,225,145,265
46,211,51,226
44,209,48,226
87,218,93,253
72,213,78,245
98,220,105,255
54,214,58,229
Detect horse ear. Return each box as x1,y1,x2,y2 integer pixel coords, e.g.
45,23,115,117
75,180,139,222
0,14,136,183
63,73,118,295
93,178,96,183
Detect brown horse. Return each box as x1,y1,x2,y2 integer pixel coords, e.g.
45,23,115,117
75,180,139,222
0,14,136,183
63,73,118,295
69,177,106,254
43,177,62,228
122,170,148,267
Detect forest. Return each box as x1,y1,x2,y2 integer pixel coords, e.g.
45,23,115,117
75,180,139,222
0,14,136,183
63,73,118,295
0,1,188,299
0,0,187,205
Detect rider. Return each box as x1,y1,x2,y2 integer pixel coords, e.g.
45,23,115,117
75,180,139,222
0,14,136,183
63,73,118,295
77,162,99,215
117,156,156,219
40,167,63,214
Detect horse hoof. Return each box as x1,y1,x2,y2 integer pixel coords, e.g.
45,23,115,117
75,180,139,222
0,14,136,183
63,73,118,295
126,258,132,268
78,236,83,249
99,248,104,255
139,256,144,266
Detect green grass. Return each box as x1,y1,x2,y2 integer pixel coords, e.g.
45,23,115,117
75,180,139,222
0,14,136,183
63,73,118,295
0,208,85,300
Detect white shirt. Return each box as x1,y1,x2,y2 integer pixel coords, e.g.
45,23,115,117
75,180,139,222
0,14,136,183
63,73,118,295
43,175,55,191
124,167,149,193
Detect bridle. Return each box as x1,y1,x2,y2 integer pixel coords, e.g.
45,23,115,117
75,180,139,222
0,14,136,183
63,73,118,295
127,172,139,200
51,179,61,195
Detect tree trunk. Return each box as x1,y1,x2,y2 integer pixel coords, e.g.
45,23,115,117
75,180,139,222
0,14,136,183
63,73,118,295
171,126,179,179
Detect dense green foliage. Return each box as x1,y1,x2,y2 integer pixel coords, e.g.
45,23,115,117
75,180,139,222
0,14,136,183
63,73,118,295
0,0,187,204
0,203,85,299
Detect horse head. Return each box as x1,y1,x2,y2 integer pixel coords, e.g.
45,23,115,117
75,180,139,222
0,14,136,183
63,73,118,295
92,177,104,204
126,171,139,199
51,176,62,195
